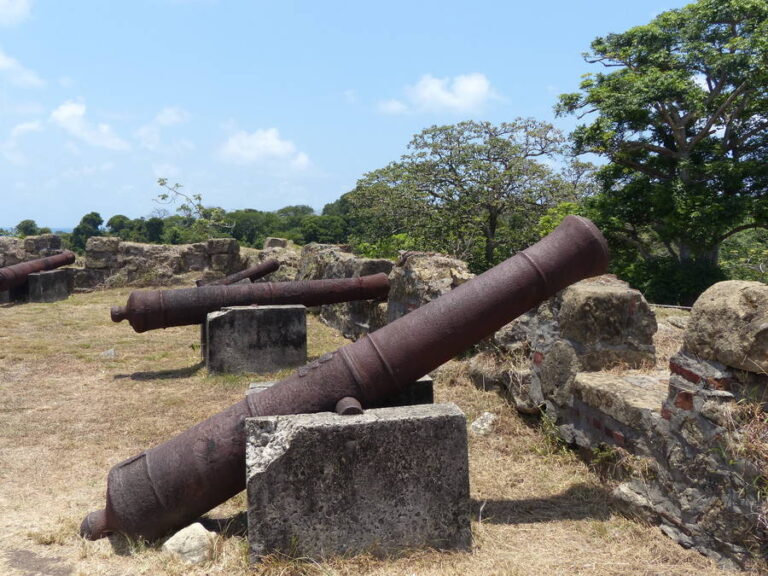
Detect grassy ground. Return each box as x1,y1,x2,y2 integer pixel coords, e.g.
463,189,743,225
0,289,752,575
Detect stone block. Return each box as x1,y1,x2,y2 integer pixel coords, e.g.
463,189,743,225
247,375,434,408
263,237,288,249
210,253,239,273
85,236,121,252
207,237,239,255
179,243,209,271
684,280,768,374
23,234,61,256
386,252,473,323
26,269,71,303
206,305,307,374
246,403,471,561
85,251,118,269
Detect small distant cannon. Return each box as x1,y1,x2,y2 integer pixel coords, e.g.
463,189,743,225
111,274,391,333
81,216,609,542
0,251,76,292
195,259,280,287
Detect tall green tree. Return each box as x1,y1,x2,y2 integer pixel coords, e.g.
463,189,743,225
349,119,571,270
15,219,40,237
71,212,103,252
557,0,768,279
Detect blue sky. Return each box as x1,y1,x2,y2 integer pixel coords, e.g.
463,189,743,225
1,0,691,230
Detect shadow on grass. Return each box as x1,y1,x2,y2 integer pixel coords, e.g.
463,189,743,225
200,511,248,537
471,483,613,524
114,361,205,381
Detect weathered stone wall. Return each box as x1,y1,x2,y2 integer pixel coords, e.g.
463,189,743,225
386,251,473,323
0,234,66,267
477,275,658,414
295,243,393,339
469,278,768,568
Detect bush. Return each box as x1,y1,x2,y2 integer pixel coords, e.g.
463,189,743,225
618,257,727,306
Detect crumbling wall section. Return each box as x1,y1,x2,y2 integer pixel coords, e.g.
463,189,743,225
472,278,768,567
295,243,393,339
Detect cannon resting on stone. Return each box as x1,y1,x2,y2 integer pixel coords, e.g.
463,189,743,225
0,250,76,292
111,273,390,333
81,215,609,541
195,259,280,287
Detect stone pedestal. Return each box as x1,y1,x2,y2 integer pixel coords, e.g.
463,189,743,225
245,403,471,561
27,269,73,303
206,305,307,374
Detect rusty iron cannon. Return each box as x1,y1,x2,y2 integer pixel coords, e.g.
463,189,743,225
0,250,76,292
111,273,390,333
80,215,609,541
195,259,280,287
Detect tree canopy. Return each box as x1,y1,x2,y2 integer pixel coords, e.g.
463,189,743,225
70,212,103,252
347,119,586,270
557,0,768,299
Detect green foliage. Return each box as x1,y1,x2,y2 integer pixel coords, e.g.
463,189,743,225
720,228,768,282
537,202,586,236
70,212,103,253
619,255,727,305
558,0,768,301
300,215,347,244
156,178,233,241
15,219,40,237
352,233,419,259
347,120,587,271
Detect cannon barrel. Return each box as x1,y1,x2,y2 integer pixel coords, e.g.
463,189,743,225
0,251,76,292
81,216,609,541
111,273,390,333
195,259,280,287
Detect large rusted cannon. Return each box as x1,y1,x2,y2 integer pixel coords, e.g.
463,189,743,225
0,250,76,292
111,273,390,333
80,216,609,541
195,259,280,287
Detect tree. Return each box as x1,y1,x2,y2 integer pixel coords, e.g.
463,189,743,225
15,219,40,237
300,215,347,243
349,119,569,270
557,0,768,292
70,212,103,252
156,178,233,241
106,215,131,237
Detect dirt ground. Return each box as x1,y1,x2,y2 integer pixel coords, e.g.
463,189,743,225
0,288,757,575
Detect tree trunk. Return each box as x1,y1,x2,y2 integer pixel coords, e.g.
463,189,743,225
678,243,720,266
485,210,499,267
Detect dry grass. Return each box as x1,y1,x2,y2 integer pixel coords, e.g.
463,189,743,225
0,288,750,575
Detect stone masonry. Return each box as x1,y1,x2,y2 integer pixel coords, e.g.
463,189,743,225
205,305,307,375
245,403,471,561
470,278,768,568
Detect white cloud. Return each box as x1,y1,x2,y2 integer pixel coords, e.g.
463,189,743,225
2,119,41,164
0,48,45,87
155,107,188,126
377,99,408,115
291,152,311,171
62,161,114,179
135,106,190,151
50,101,130,151
219,128,309,169
379,73,496,115
0,0,30,26
153,162,181,179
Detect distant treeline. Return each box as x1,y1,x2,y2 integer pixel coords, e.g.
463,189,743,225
3,202,351,254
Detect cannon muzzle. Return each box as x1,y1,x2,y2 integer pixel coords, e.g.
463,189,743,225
81,216,609,541
0,250,76,292
112,273,391,332
195,259,280,287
